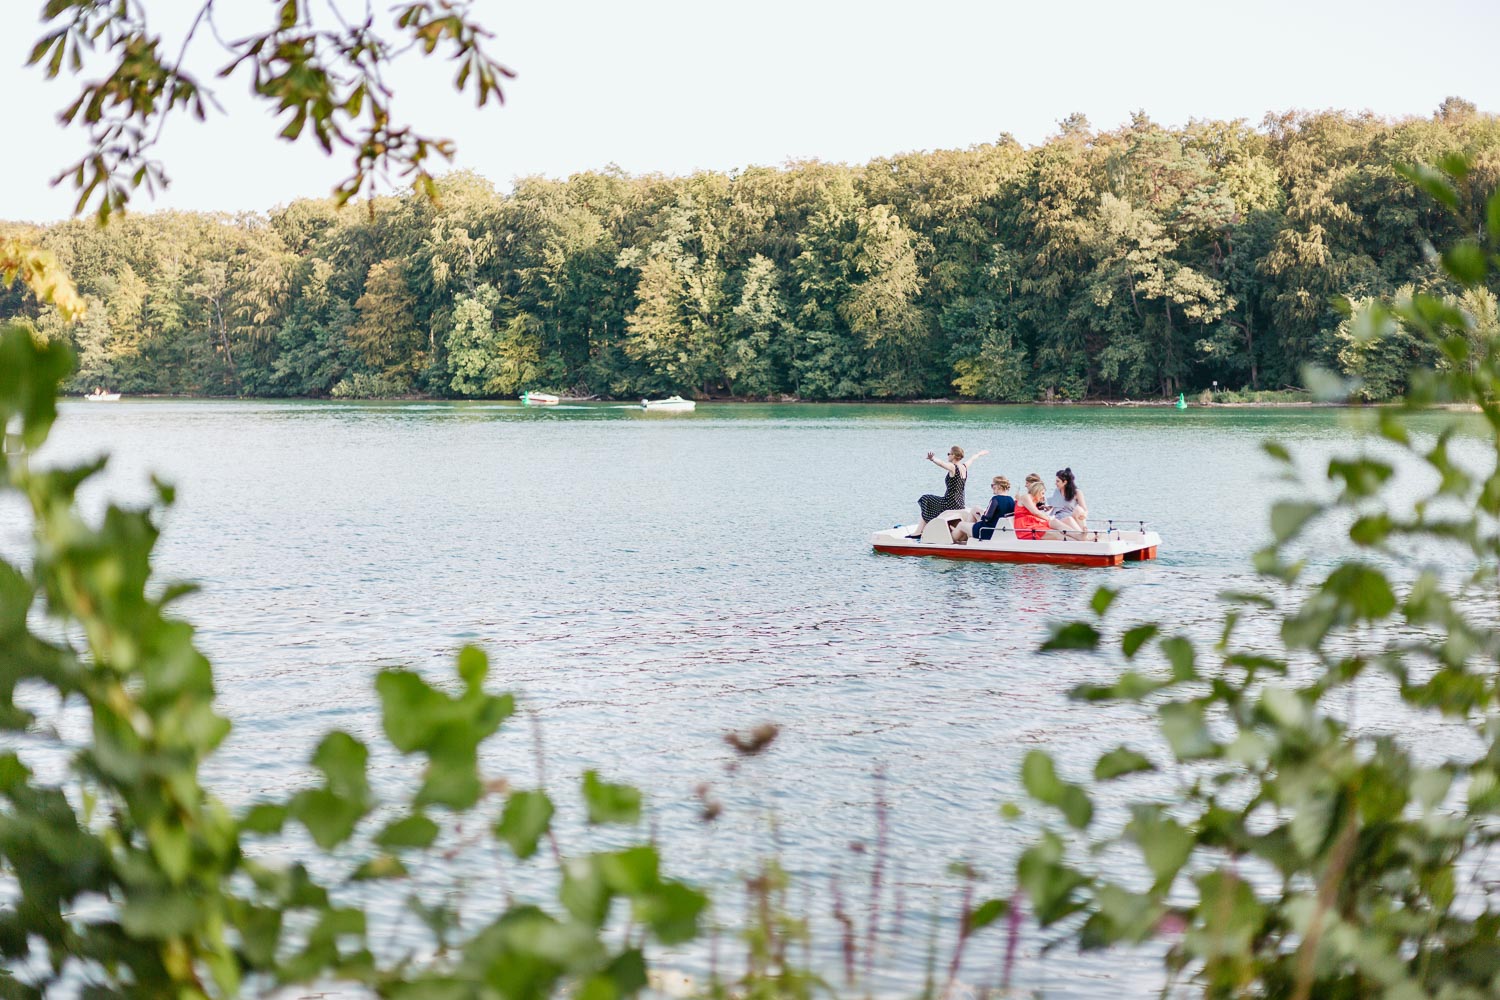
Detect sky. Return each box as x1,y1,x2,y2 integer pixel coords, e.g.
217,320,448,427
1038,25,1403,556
2,0,1498,223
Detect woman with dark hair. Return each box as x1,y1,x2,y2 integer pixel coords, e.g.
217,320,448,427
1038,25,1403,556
1047,467,1088,531
908,446,988,538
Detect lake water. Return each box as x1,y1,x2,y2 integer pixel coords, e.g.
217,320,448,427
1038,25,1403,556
8,400,1468,996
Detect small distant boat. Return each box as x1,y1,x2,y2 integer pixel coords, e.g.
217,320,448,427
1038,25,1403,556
641,395,695,412
522,391,560,406
84,391,121,402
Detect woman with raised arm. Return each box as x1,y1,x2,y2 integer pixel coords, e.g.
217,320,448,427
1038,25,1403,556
908,446,989,538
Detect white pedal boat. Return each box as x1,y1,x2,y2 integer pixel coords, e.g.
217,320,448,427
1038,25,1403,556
521,391,560,406
641,395,695,411
84,392,121,401
871,510,1161,567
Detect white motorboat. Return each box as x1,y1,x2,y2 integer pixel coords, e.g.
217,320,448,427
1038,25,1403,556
84,391,121,402
521,391,560,406
641,395,696,412
871,510,1160,567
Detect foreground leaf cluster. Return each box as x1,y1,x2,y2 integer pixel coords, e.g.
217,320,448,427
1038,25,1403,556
0,327,704,996
1019,158,1500,997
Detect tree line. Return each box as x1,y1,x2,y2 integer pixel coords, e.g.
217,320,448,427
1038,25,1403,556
3,100,1497,402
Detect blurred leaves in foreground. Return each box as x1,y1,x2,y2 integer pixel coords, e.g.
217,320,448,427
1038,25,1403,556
1017,156,1500,997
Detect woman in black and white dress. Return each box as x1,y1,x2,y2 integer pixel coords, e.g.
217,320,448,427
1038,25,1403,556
909,446,988,538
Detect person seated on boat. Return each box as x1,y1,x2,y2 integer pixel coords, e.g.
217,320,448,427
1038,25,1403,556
1046,468,1088,531
908,446,989,539
1015,478,1082,541
949,522,970,544
958,476,1015,541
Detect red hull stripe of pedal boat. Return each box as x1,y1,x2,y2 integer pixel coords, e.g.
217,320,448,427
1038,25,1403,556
873,544,1125,567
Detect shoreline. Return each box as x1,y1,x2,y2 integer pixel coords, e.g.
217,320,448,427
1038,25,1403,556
65,393,1457,410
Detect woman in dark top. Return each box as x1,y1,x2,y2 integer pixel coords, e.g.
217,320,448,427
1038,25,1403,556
909,446,988,538
965,475,1016,540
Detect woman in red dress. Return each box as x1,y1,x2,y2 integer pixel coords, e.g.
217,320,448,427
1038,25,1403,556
1014,479,1076,540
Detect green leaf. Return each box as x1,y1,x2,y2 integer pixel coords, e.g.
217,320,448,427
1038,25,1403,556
495,789,554,859
1289,793,1335,858
376,813,440,850
1262,440,1292,464
415,755,482,811
1301,363,1358,402
1089,586,1118,617
561,858,612,927
0,327,75,448
634,880,707,944
1411,767,1453,812
1270,501,1320,543
1022,751,1091,829
1159,702,1217,760
1259,685,1310,731
1349,514,1393,546
1071,671,1169,702
121,890,202,937
375,670,445,753
1347,300,1395,344
1021,750,1064,804
240,803,288,835
1017,831,1088,926
1160,636,1197,682
1121,624,1159,658
1058,785,1093,830
456,643,489,691
1394,162,1459,212
1442,242,1488,286
1327,457,1394,499
1041,621,1100,651
291,788,366,849
352,854,409,880
1094,747,1154,781
1127,806,1194,890
577,949,649,1000
582,771,641,825
968,897,1010,932
312,731,369,799
1323,563,1396,621
1487,189,1500,244
1086,884,1158,948
1437,150,1471,181
147,819,191,885
597,846,660,895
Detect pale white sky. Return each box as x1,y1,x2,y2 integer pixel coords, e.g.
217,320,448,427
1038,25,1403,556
2,0,1497,222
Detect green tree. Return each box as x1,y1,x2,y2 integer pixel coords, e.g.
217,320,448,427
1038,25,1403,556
841,204,930,397
447,284,546,397
723,254,795,397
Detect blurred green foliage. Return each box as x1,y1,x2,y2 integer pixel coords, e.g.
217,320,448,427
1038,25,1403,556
0,324,706,996
1017,156,1500,997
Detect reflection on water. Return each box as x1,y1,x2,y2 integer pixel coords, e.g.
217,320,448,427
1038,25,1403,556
8,400,1481,997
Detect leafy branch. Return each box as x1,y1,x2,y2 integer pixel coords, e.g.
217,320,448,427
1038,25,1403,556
1014,158,1500,996
28,0,514,221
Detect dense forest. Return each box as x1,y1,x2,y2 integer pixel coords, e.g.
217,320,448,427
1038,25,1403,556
4,100,1498,401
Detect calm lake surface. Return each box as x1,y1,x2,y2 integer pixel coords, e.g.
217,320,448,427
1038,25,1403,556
10,399,1471,996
